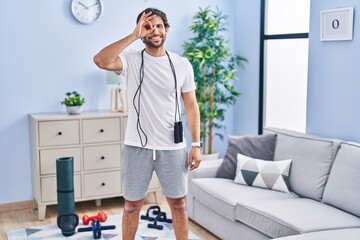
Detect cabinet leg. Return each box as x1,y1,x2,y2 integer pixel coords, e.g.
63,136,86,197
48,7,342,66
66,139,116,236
154,191,162,204
32,199,38,210
38,205,46,221
95,199,102,207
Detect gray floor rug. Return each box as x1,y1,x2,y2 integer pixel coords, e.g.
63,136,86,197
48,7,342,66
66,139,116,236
7,211,200,240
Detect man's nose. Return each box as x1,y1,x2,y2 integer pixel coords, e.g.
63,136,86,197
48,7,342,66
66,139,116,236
152,26,159,34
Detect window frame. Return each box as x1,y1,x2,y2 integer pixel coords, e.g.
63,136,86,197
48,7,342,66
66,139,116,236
258,0,309,134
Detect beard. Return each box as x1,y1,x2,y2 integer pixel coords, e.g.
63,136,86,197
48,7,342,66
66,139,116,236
143,34,166,49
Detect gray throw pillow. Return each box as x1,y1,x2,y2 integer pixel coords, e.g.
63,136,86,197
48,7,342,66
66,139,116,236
216,133,277,179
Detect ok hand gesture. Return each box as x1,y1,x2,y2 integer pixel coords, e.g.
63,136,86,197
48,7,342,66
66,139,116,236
133,12,156,39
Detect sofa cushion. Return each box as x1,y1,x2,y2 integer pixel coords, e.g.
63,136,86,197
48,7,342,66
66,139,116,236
189,178,297,222
216,133,277,179
192,200,270,240
235,198,360,239
264,127,340,201
323,142,360,217
274,228,360,240
234,153,292,193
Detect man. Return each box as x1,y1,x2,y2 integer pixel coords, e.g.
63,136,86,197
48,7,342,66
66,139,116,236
93,8,201,240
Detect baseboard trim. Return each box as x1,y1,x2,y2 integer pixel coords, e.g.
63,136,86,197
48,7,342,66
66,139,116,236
0,200,33,213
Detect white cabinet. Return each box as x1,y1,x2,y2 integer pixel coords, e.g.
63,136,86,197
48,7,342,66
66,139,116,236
29,111,161,220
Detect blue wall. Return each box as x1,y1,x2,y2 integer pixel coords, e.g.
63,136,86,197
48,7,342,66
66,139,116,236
233,0,261,136
231,0,360,144
307,0,360,141
5,0,357,205
0,0,239,204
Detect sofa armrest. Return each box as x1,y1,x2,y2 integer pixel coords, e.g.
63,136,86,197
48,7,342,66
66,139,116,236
189,159,223,180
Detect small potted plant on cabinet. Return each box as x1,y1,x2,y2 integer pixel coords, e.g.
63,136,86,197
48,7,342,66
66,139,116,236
61,91,86,115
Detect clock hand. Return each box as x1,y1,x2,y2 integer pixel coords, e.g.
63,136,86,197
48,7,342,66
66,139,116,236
78,1,89,9
88,2,99,8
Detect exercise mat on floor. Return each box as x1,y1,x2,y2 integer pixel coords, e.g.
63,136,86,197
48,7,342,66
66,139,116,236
7,211,200,240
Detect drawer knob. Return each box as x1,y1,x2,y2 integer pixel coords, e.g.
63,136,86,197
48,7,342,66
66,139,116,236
100,129,104,133
100,156,105,160
101,182,106,187
58,132,62,135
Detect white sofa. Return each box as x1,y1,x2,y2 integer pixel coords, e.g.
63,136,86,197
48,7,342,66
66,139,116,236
187,127,360,240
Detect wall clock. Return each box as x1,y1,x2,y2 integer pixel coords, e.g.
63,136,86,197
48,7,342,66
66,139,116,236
71,0,103,24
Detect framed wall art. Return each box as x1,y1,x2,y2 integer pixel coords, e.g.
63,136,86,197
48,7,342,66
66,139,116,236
320,7,354,41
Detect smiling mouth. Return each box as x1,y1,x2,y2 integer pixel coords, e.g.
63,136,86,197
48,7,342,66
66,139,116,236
149,35,162,41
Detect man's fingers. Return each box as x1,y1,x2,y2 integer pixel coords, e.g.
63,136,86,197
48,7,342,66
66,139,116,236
140,11,151,21
144,11,152,17
188,159,195,170
189,158,201,170
139,12,156,32
145,14,157,22
144,21,154,30
141,12,155,22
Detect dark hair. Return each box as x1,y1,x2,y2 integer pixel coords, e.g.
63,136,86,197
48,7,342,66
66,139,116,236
136,8,170,29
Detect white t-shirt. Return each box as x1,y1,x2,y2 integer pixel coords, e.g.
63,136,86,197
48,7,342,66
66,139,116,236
119,50,196,150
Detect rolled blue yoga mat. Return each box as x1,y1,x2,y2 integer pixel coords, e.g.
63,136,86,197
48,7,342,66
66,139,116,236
56,157,79,236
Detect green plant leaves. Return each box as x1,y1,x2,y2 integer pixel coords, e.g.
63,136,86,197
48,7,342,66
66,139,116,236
61,91,85,106
183,6,247,154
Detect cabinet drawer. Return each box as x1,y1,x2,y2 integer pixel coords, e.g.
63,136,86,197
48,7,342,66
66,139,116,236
83,144,121,171
84,171,121,198
40,148,81,175
41,175,81,202
39,120,80,147
83,118,121,143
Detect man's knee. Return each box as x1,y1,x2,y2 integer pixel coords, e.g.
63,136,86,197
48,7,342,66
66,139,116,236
167,197,187,212
124,199,144,214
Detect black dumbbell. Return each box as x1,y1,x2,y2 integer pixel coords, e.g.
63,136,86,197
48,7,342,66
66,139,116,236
78,219,116,239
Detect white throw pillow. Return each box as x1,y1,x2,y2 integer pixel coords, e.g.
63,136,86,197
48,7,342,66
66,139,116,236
234,153,292,193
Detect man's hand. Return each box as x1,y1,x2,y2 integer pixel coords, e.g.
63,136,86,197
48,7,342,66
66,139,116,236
188,147,201,170
133,11,156,39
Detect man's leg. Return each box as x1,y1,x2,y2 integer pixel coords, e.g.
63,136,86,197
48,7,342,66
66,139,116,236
122,146,154,239
122,198,145,240
166,196,188,240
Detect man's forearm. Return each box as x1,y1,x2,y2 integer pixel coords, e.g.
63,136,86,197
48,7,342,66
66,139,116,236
182,91,201,143
93,33,138,71
186,102,201,143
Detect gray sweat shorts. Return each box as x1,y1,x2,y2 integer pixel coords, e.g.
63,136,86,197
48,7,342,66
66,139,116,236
122,145,189,201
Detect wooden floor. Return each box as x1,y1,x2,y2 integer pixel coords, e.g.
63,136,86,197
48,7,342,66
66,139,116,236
0,194,219,240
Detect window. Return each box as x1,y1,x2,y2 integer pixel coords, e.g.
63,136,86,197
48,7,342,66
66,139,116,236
260,0,310,133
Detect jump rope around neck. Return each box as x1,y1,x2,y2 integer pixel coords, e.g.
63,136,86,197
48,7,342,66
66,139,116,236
132,49,183,147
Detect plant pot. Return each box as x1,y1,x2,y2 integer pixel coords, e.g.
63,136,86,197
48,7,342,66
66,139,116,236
66,106,82,115
201,152,220,161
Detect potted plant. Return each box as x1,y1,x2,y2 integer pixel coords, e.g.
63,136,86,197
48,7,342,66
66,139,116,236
183,7,247,156
61,91,86,115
